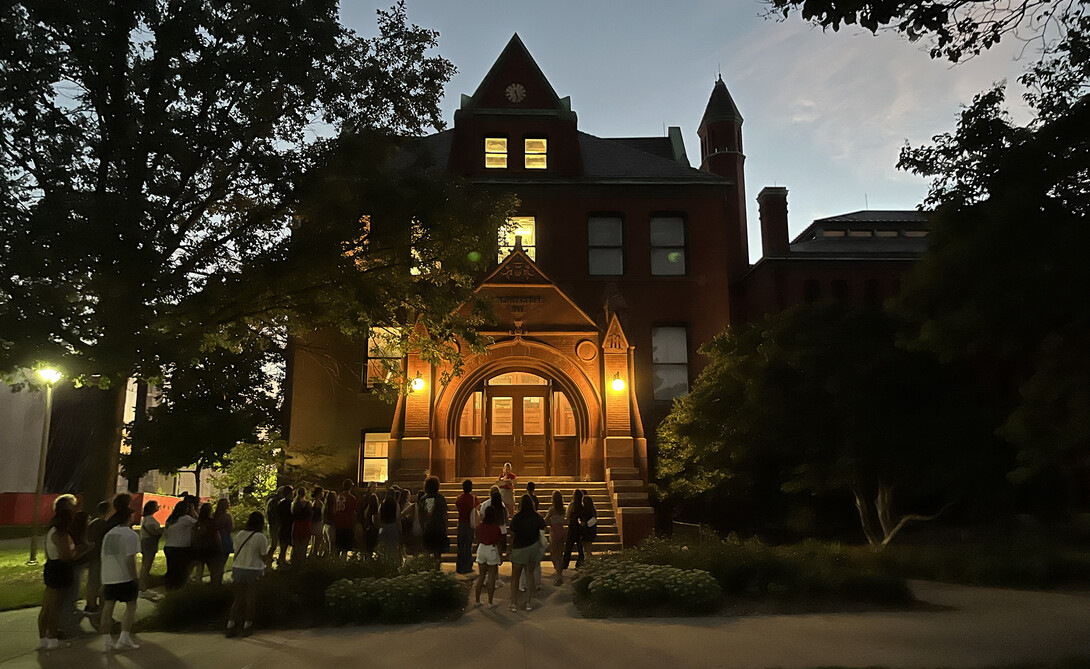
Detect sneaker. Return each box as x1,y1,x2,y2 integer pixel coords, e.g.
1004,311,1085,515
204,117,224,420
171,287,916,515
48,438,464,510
102,638,114,653
36,638,50,651
525,603,533,611
114,638,141,651
507,603,518,613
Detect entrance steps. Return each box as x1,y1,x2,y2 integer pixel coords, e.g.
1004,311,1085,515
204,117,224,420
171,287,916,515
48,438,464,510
434,480,620,561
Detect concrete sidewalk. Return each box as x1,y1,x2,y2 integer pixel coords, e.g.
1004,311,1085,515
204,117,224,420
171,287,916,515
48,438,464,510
1,572,1089,669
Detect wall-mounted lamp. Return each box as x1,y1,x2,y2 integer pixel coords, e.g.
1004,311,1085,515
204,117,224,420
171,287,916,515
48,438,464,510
411,375,426,392
610,372,626,392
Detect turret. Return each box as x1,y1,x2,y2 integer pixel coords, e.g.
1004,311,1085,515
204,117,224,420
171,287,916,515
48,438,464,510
698,75,749,277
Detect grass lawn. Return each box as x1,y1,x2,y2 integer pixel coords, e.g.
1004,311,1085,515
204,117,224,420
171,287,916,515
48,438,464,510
0,545,232,612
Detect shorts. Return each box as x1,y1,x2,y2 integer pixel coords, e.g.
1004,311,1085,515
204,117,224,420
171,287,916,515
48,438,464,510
231,567,262,584
43,559,73,590
140,538,159,556
476,544,502,566
510,545,541,565
335,528,355,551
103,580,138,602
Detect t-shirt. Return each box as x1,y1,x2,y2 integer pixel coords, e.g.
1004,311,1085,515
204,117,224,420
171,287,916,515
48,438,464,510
139,515,162,541
86,517,107,562
475,522,502,546
334,492,357,529
479,498,507,534
510,511,546,549
100,525,139,585
232,530,270,571
498,473,516,490
163,515,196,548
455,493,478,523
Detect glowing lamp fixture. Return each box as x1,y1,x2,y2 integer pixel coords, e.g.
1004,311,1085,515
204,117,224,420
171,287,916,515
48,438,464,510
610,373,626,392
410,376,426,391
37,368,62,385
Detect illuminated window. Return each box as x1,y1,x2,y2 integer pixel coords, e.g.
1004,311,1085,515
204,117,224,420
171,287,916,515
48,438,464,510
524,138,547,169
498,216,536,262
487,372,548,385
650,216,686,275
365,327,401,388
359,432,390,483
588,215,624,275
459,391,483,437
485,137,507,169
652,326,689,400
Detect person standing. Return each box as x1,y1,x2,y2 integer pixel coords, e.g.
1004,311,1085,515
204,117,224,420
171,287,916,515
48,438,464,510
420,476,449,561
60,510,91,639
84,501,110,614
265,489,283,559
322,491,337,559
37,508,81,651
213,499,234,581
545,491,567,585
580,495,598,562
497,462,516,520
99,505,140,652
192,502,223,584
509,494,546,612
525,481,540,510
290,487,311,565
454,480,479,575
137,501,162,597
377,491,401,559
363,483,380,558
561,488,585,571
162,501,196,590
333,480,357,560
308,487,324,558
276,486,294,567
226,512,269,638
473,506,502,607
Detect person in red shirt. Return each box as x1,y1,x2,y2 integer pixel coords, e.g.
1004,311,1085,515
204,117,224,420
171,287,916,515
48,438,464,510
473,506,503,607
333,480,357,560
454,480,479,575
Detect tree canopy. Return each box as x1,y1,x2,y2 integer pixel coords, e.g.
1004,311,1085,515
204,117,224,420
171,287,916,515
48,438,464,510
0,1,508,502
657,303,1004,546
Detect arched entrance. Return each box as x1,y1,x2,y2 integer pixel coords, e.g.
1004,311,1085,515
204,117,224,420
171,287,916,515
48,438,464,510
453,370,580,478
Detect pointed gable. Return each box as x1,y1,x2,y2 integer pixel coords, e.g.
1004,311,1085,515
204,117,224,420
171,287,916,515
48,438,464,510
460,34,574,118
700,75,744,128
460,245,597,332
603,314,630,352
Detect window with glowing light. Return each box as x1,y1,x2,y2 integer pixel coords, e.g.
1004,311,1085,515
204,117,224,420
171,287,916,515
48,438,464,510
652,326,689,400
485,137,508,169
498,216,536,262
360,432,390,482
524,138,547,169
650,215,687,275
365,327,401,388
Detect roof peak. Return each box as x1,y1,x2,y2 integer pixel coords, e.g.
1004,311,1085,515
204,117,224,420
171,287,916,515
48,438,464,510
700,76,743,127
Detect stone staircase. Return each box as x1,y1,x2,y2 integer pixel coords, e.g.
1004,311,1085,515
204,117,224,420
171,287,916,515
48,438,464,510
435,478,621,562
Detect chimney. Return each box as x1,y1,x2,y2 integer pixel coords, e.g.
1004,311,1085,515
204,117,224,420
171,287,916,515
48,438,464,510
757,186,789,257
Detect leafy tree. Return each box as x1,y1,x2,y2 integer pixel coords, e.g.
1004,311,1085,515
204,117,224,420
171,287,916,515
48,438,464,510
766,0,1086,62
893,17,1090,508
657,303,1003,547
208,437,287,521
0,2,505,505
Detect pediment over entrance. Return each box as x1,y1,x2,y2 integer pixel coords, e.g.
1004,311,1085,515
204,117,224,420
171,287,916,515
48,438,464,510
460,246,598,333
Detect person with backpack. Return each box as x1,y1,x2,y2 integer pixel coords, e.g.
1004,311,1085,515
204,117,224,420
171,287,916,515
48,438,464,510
226,512,269,638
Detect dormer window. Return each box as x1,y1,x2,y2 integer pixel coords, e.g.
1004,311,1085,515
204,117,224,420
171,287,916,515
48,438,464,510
498,216,537,262
485,137,507,169
525,138,547,169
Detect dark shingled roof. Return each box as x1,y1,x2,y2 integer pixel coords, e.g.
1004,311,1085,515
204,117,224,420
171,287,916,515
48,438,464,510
391,130,726,184
700,75,743,126
788,209,931,256
608,137,675,161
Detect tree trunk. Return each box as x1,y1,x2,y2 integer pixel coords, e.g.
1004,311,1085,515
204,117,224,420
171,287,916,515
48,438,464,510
193,465,202,498
126,380,150,493
851,484,881,547
82,382,128,510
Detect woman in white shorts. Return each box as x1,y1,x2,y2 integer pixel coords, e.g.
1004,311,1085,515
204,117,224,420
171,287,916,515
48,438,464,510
473,506,503,607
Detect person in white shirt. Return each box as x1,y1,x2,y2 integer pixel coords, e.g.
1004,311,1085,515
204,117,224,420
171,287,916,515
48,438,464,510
162,501,197,590
227,511,270,637
99,506,140,652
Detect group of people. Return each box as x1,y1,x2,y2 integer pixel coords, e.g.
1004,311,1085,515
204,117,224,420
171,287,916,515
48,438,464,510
456,463,600,610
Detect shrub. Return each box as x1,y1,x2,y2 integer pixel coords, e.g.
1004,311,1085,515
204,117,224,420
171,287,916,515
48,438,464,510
325,570,467,624
579,563,721,614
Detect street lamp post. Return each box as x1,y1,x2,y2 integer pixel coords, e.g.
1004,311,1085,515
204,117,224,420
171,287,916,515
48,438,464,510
27,368,62,565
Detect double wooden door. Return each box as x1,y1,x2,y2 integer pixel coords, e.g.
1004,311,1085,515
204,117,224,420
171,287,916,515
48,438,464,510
486,385,549,477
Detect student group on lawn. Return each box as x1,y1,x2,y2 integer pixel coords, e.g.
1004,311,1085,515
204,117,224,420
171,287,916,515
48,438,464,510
33,462,600,652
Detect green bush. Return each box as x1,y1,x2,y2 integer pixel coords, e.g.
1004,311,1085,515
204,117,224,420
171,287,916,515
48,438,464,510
580,563,721,614
875,540,1090,588
325,570,467,624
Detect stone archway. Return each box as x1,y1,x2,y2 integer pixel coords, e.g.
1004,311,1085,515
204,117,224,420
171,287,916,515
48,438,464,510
431,338,603,481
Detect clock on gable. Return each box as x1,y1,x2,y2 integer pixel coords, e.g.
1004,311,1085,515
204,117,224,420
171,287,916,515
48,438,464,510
505,82,526,103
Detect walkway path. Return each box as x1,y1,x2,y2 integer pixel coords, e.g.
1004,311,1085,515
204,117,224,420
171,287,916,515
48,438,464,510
1,571,1088,669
